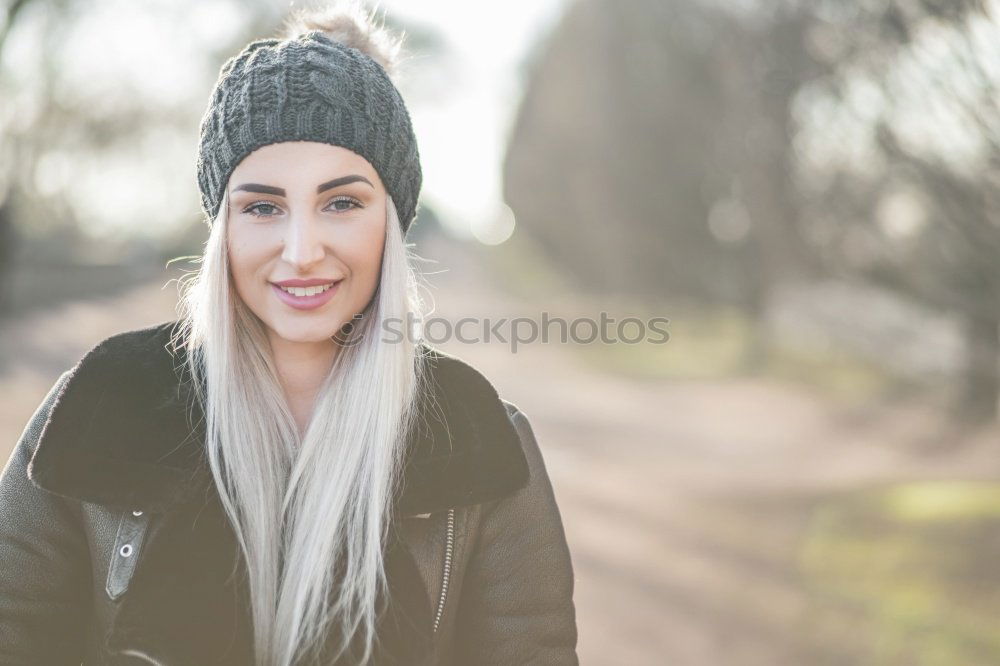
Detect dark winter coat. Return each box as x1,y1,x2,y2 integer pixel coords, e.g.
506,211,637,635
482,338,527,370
0,320,578,665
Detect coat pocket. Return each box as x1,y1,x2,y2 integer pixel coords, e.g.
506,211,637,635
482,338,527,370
106,508,152,601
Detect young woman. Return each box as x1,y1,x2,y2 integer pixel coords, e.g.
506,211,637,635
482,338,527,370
0,4,578,665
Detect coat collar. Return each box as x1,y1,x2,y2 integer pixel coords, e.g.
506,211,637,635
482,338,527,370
26,319,530,517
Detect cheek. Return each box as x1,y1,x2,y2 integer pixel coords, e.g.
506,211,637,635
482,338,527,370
226,236,271,300
227,231,269,274
226,239,249,284
343,224,387,280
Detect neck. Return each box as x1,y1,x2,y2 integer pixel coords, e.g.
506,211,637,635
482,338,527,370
268,331,341,435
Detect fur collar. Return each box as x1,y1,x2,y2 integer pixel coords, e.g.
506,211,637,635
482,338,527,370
26,319,530,518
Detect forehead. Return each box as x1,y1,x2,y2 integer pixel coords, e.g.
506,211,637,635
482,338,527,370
232,141,379,181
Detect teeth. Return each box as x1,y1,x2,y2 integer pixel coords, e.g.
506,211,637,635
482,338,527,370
278,283,335,297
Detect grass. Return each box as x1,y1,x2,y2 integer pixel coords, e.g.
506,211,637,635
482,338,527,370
573,305,747,380
796,482,1000,665
570,303,902,402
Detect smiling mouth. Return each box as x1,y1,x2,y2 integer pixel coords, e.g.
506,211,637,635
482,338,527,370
272,281,341,297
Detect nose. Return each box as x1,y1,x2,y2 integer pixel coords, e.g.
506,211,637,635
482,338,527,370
281,212,325,271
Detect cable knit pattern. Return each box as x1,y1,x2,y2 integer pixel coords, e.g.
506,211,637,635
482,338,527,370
196,30,423,233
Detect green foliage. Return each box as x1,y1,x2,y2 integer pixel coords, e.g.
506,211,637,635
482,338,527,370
573,305,900,403
799,482,1000,665
574,305,742,381
763,337,898,402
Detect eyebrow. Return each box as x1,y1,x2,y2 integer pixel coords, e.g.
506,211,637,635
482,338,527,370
231,174,375,197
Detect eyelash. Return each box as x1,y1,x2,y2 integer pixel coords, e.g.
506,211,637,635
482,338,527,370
241,196,364,218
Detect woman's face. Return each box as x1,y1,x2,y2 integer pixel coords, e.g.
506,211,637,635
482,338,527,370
226,141,387,347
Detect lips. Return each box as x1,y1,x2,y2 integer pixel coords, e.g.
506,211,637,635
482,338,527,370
270,279,342,311
271,277,342,288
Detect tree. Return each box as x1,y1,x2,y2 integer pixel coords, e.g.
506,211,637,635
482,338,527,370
789,0,1000,423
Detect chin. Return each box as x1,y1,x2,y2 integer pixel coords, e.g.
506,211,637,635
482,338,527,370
264,315,342,344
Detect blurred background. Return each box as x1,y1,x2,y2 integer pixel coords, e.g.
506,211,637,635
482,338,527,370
3,0,1000,663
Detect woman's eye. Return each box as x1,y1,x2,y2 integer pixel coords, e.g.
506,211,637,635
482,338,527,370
240,197,361,217
243,201,281,217
327,196,363,212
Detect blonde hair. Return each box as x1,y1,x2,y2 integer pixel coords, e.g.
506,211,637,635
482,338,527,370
170,185,428,664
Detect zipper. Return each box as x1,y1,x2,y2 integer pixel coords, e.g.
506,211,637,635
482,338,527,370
115,648,166,665
432,507,456,634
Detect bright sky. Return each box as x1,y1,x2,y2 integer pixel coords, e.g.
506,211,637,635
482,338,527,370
378,0,568,242
3,0,569,245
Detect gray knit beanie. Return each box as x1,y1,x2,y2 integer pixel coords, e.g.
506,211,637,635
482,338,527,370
195,30,422,234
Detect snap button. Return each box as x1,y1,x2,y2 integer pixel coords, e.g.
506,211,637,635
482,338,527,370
132,510,143,516
119,544,133,557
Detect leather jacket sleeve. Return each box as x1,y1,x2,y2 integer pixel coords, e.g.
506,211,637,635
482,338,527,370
0,371,91,664
454,406,579,665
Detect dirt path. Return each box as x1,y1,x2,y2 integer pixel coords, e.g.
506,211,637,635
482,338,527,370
3,245,998,665
420,235,1000,665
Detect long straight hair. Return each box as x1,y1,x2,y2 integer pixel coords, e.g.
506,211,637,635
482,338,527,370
170,188,428,665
